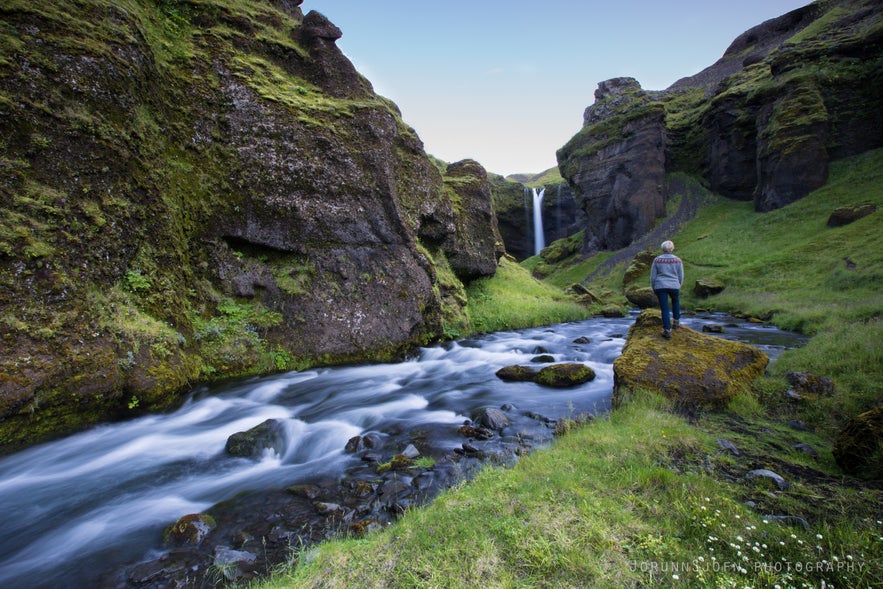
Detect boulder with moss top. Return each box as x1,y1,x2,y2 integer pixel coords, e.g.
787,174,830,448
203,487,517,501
613,310,769,410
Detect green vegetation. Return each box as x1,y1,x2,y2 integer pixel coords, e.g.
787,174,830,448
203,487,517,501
252,149,882,589
257,394,882,589
464,257,589,333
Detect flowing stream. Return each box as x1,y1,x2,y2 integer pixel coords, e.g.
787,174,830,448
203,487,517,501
0,313,806,588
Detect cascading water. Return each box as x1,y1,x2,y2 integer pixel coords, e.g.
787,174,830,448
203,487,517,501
0,313,806,589
532,187,545,255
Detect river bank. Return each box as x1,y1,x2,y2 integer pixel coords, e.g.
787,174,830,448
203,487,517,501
0,312,802,588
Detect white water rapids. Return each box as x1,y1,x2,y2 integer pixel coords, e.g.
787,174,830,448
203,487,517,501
0,313,804,588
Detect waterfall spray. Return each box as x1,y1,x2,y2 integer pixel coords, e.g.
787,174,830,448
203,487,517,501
532,187,546,255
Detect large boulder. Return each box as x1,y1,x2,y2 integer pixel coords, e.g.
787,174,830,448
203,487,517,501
833,405,883,478
613,310,769,410
624,285,657,309
441,160,505,282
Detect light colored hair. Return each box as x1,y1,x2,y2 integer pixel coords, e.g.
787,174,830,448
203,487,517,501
661,240,675,252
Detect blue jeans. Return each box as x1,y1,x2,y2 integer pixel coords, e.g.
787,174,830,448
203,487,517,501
655,289,680,331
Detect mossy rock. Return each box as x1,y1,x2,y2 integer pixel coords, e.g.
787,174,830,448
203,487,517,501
623,250,656,285
540,238,579,264
613,310,768,410
568,283,603,305
164,513,217,546
833,405,883,478
534,363,596,388
694,277,726,298
827,203,877,227
624,285,657,309
599,304,627,318
225,418,286,458
495,365,537,382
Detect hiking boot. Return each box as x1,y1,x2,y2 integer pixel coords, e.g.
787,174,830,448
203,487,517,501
662,329,672,339
673,319,680,329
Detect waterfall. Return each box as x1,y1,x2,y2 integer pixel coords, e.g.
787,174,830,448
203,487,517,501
532,187,545,255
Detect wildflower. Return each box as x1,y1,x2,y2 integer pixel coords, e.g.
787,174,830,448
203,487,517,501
816,534,824,540
672,574,679,580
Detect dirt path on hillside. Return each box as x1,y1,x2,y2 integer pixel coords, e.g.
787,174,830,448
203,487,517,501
581,176,711,285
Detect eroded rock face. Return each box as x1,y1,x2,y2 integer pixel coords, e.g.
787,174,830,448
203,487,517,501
557,78,666,252
612,310,769,410
558,0,883,250
0,3,501,450
441,160,505,281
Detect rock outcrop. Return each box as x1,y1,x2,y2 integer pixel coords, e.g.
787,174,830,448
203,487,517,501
0,2,501,450
557,78,667,252
558,0,883,250
612,310,769,410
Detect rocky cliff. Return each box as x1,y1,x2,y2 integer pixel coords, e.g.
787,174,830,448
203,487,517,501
0,1,501,450
558,0,882,252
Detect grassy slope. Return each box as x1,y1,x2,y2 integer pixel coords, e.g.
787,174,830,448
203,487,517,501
250,151,883,589
464,257,590,334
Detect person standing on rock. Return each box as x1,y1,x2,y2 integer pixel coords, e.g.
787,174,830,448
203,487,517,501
650,240,684,339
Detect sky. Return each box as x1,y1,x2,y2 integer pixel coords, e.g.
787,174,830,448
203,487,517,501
298,1,813,176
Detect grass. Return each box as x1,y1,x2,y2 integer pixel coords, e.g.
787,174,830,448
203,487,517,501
254,393,882,589
248,149,883,589
464,256,590,334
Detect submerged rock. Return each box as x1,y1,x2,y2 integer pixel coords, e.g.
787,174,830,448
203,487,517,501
164,513,217,546
225,419,287,458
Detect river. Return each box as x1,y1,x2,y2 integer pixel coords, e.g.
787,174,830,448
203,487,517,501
0,312,805,588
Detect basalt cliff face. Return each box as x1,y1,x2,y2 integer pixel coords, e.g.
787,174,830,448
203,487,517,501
558,0,883,252
0,1,501,450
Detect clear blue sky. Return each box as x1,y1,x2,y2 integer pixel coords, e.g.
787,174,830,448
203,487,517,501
299,0,813,176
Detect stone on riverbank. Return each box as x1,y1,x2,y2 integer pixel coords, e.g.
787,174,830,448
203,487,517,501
613,310,769,410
